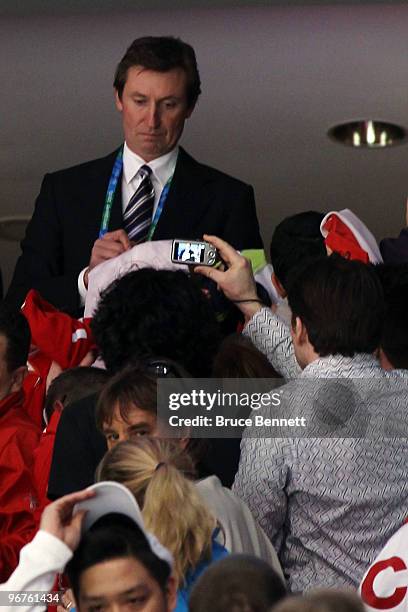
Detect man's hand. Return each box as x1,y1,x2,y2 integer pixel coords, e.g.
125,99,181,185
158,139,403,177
84,230,132,288
39,488,95,551
194,234,262,320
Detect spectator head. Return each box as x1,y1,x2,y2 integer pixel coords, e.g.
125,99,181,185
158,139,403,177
189,554,286,612
379,285,408,370
91,269,221,376
96,360,207,466
272,589,365,612
66,511,176,612
44,366,110,424
96,360,188,447
96,438,216,586
114,36,201,109
213,333,281,379
0,303,30,401
287,255,384,368
269,211,326,296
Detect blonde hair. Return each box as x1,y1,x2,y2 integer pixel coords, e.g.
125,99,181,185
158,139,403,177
96,438,217,585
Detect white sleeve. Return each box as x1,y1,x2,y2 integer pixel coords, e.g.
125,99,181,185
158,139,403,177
77,267,88,307
0,531,73,612
243,306,301,380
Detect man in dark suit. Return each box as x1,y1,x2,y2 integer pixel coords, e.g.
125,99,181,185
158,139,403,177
6,36,263,316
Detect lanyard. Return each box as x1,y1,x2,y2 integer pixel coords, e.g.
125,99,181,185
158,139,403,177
99,147,172,239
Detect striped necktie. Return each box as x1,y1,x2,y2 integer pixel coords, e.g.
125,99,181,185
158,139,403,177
123,165,155,243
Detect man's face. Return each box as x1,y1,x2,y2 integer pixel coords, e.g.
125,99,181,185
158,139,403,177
78,557,176,612
102,403,158,450
115,66,194,162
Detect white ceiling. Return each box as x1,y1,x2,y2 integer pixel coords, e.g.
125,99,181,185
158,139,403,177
1,2,408,290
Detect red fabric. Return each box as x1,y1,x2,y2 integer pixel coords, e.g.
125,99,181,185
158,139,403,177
23,350,53,429
324,215,370,263
32,410,61,523
21,290,97,428
21,289,95,369
0,391,41,582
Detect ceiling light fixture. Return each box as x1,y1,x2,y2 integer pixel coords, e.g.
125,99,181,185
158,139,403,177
328,120,406,148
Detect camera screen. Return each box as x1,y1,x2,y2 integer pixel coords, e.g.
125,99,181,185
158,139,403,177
174,241,206,263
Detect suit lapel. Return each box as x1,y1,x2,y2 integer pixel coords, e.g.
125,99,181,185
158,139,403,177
153,147,211,239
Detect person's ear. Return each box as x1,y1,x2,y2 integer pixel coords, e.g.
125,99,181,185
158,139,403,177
10,365,27,393
115,89,123,112
271,273,287,298
291,316,308,346
378,347,394,371
166,575,178,611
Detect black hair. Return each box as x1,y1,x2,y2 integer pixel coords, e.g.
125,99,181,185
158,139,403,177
269,211,326,291
380,285,408,369
66,513,171,603
287,254,384,357
114,36,201,108
189,554,286,612
44,366,110,422
0,302,30,372
374,262,408,299
91,269,221,376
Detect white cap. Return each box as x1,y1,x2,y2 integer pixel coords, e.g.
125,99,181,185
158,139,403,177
74,481,173,570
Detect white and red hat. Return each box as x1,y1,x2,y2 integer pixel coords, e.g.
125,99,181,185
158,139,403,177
320,209,383,264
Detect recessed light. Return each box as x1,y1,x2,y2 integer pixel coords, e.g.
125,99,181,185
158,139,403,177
328,120,406,148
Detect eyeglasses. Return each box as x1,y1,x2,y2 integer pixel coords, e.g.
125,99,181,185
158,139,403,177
145,359,184,379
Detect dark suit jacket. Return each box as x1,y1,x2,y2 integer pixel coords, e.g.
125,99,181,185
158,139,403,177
6,147,263,315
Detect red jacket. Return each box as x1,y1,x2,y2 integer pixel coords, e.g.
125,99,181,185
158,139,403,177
0,391,41,582
21,290,96,428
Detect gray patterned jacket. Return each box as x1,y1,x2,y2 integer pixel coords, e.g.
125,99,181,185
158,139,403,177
234,307,408,593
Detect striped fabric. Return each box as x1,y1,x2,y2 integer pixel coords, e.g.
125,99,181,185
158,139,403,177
123,165,154,243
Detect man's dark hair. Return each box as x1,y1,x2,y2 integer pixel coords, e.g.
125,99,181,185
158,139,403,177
114,36,201,108
288,255,384,357
91,269,221,376
380,286,408,369
270,211,326,291
95,359,188,430
189,554,286,612
44,366,110,423
66,514,171,603
0,303,30,372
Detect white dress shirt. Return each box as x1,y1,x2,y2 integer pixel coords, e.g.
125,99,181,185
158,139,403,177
78,143,179,303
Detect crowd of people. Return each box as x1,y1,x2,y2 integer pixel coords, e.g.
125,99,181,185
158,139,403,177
1,34,408,612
